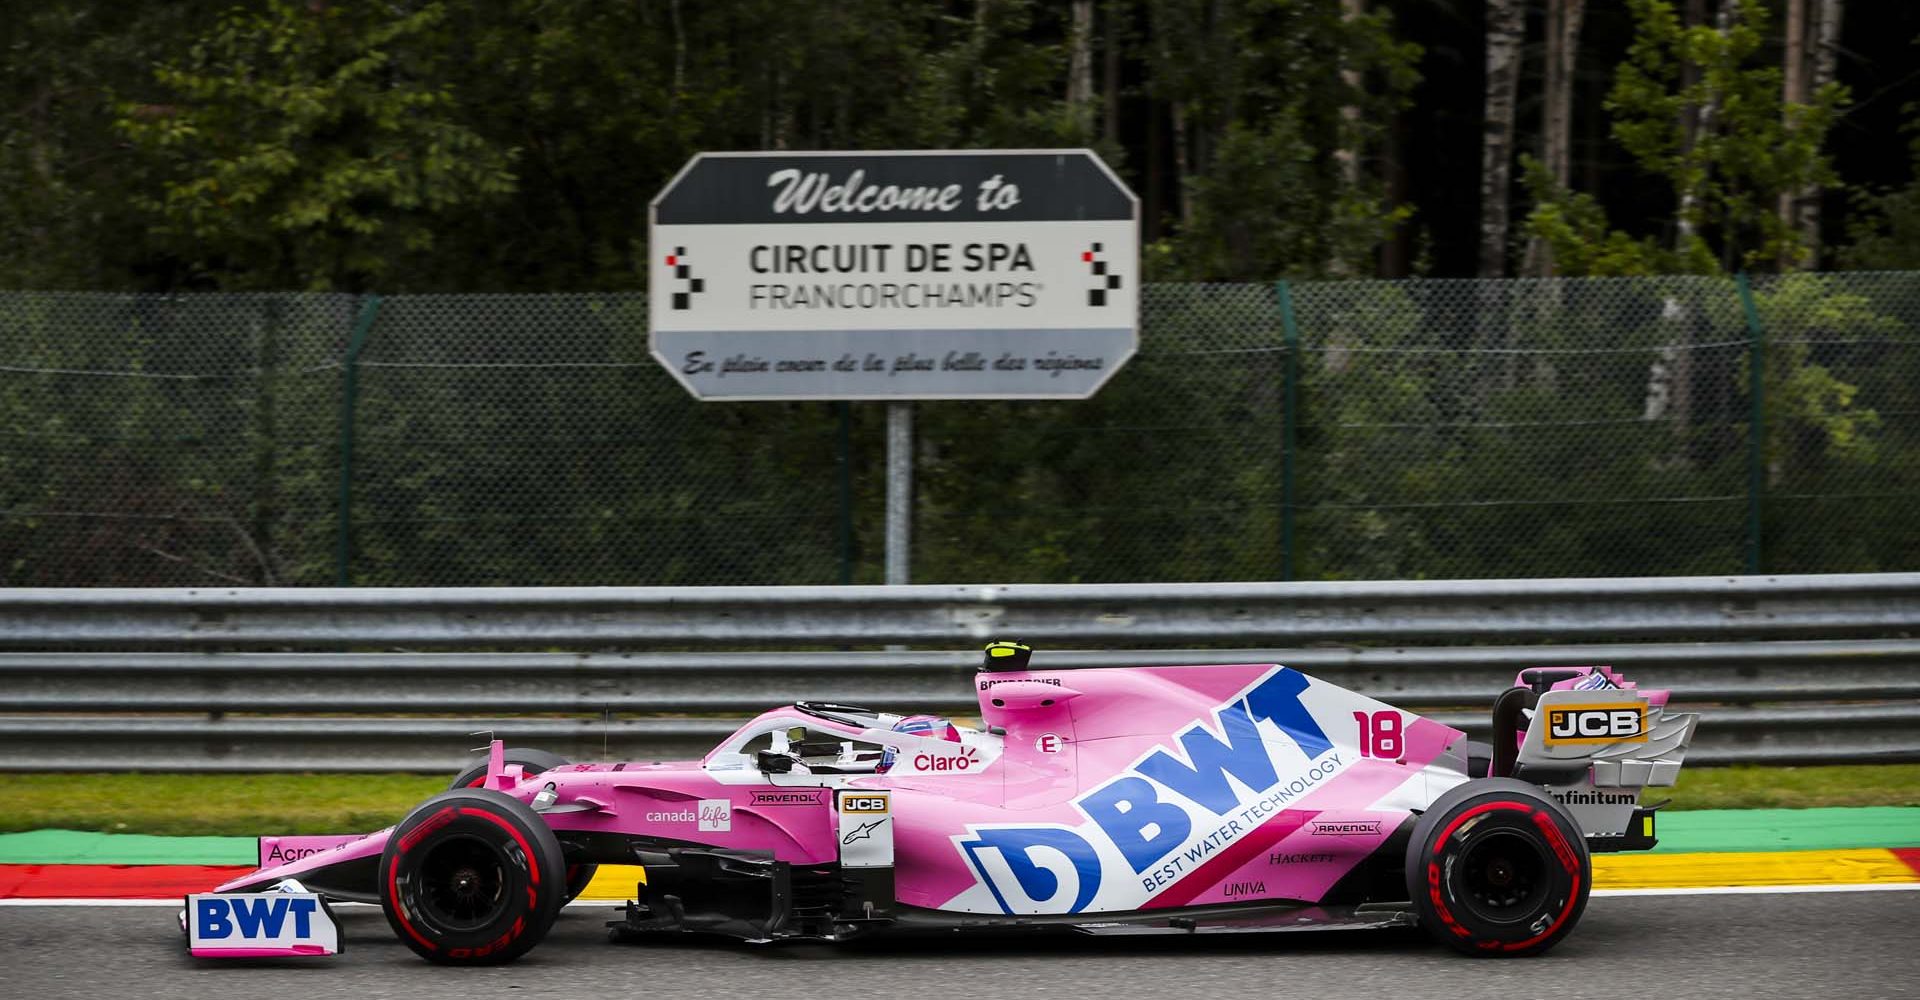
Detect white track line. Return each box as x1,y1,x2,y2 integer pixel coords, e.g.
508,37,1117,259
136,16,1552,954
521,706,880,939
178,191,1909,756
3,883,1916,907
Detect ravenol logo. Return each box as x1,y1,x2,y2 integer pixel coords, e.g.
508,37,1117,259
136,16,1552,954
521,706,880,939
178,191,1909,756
195,895,322,940
957,668,1341,915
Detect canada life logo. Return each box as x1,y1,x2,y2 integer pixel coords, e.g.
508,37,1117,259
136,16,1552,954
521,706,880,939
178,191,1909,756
697,798,732,832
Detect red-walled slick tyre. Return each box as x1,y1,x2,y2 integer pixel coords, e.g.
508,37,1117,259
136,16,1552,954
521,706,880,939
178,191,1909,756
380,788,567,965
1406,777,1591,957
450,748,596,902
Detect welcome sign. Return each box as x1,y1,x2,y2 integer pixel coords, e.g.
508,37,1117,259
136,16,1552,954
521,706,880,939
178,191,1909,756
649,150,1138,400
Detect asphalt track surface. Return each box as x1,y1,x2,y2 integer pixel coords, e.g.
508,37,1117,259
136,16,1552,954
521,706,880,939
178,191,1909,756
4,890,1916,999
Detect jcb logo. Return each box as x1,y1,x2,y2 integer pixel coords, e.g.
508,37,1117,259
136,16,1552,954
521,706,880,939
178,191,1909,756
841,795,889,814
1545,704,1647,745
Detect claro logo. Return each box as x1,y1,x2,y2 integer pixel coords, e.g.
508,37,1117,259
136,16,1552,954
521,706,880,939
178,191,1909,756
912,746,980,772
1544,704,1647,745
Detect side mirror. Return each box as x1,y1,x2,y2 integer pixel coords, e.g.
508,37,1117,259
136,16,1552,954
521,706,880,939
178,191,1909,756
756,749,796,774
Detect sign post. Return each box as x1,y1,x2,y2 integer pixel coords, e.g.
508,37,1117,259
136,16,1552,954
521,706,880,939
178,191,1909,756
650,150,1139,579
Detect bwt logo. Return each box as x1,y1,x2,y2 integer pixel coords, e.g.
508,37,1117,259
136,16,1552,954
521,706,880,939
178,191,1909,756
959,668,1337,914
1082,242,1123,307
196,896,321,940
1545,704,1646,745
667,247,705,310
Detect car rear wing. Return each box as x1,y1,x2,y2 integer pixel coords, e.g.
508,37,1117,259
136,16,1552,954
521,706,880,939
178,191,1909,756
1488,666,1698,851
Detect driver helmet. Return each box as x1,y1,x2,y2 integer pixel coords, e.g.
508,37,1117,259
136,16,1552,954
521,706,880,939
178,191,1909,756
877,714,961,772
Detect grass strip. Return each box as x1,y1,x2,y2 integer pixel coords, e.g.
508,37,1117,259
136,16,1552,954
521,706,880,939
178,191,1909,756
0,764,1913,838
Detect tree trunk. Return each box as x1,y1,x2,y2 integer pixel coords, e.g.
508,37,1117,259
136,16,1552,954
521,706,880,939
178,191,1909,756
1662,1,1738,455
1172,99,1193,226
1478,0,1524,278
1677,1,1733,253
1102,0,1121,144
1329,0,1368,277
1333,0,1366,190
1524,0,1586,275
1068,0,1095,135
1797,0,1845,263
1677,0,1707,201
1778,0,1808,266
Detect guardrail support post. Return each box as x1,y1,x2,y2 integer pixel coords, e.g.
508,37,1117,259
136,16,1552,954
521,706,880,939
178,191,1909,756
885,401,913,585
1736,273,1764,575
1276,280,1301,581
335,294,383,586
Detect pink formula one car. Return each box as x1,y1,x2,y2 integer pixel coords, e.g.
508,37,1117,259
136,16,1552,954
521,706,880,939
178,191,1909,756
184,642,1696,963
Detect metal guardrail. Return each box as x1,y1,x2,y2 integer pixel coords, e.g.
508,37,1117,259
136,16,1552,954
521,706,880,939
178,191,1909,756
4,573,1920,647
2,575,1917,770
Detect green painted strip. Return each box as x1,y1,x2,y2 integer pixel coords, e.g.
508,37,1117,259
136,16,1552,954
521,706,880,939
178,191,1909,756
0,829,255,865
1652,807,1920,854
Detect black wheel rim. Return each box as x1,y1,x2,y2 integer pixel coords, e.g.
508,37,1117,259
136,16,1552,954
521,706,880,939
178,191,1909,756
1454,829,1551,924
415,833,509,931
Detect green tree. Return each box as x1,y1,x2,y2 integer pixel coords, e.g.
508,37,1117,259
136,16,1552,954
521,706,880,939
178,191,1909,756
1145,0,1419,280
1841,101,1920,270
115,1,517,291
1524,0,1846,276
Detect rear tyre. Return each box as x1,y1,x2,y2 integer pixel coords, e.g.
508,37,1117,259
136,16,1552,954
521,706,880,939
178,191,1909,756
1406,778,1590,957
450,748,597,902
380,788,567,965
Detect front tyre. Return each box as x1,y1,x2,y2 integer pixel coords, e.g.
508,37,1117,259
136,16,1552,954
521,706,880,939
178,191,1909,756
1406,777,1590,957
449,748,597,902
380,788,567,965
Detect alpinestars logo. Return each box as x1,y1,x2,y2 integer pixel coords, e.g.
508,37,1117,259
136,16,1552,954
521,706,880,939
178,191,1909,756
1083,242,1123,306
667,247,705,310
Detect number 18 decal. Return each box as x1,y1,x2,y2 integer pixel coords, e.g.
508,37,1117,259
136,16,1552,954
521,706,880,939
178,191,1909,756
1354,710,1402,759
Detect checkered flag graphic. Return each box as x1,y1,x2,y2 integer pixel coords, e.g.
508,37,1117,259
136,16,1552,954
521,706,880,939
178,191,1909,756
1084,243,1122,307
667,247,705,310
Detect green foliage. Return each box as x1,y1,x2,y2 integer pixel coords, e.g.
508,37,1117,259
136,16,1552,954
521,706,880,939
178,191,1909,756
1751,275,1890,467
1145,0,1420,280
1841,99,1920,271
1526,0,1846,276
115,2,516,291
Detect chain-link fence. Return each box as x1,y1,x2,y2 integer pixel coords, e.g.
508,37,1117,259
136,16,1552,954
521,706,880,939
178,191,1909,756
3,275,1916,586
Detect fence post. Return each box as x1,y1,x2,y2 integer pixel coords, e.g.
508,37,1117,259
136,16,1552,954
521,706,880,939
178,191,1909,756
1276,280,1301,581
1736,273,1764,574
334,294,384,586
836,401,853,584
